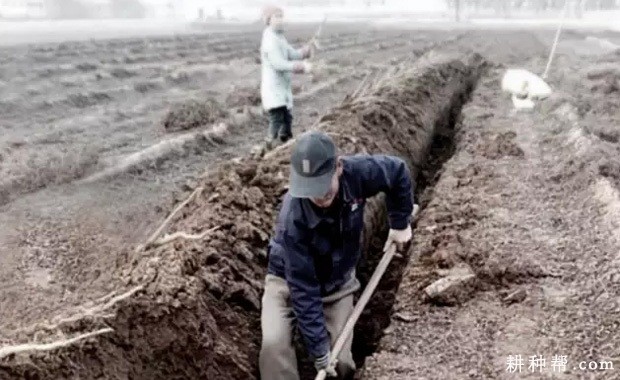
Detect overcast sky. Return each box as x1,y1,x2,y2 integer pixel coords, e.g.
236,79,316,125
170,0,447,18
0,0,448,20
155,0,447,10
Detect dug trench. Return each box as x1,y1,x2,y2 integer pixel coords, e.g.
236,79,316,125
0,50,485,380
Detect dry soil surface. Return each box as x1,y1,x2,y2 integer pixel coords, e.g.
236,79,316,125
0,23,619,380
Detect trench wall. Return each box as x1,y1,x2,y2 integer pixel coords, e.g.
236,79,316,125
0,51,484,380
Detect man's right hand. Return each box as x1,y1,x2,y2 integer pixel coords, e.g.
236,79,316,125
293,61,312,74
303,61,313,73
314,351,338,377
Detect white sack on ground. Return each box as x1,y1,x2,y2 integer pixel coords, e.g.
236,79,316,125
501,69,552,99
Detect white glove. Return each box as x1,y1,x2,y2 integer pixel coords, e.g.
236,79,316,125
383,225,412,252
314,352,338,377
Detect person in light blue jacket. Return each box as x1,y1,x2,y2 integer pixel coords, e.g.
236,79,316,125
261,5,313,150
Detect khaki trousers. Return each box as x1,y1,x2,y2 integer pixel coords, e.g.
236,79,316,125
259,274,358,380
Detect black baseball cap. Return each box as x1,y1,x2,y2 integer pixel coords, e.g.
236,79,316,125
289,131,337,198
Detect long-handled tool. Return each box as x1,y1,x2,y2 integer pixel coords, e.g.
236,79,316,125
501,0,569,109
315,204,420,380
308,15,327,54
543,0,570,80
241,15,327,80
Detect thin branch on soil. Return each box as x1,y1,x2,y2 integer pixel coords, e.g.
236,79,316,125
350,71,373,100
263,128,350,160
92,289,119,305
140,187,204,251
86,285,145,316
263,119,321,160
12,285,145,337
81,123,228,185
0,328,114,359
56,285,143,328
152,225,221,247
264,138,296,159
324,132,359,144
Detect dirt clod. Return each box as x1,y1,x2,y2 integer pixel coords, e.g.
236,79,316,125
478,131,524,159
225,86,261,108
110,68,138,79
134,81,161,93
423,264,477,306
74,62,99,72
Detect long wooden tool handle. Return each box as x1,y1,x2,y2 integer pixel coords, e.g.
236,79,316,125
543,0,570,79
316,204,420,380
309,15,327,48
316,368,327,380
316,244,397,380
315,14,327,38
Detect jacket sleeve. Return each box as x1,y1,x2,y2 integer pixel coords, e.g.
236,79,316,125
283,220,330,358
262,32,297,72
357,155,414,230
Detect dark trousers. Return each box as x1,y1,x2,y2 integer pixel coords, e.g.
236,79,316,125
268,106,293,143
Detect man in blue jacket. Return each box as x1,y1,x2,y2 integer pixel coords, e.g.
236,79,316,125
260,131,414,379
260,5,313,150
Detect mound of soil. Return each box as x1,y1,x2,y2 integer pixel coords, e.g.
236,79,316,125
163,99,227,133
225,86,261,108
585,64,620,81
590,75,620,94
585,64,620,94
66,92,112,108
0,147,99,206
134,81,161,94
0,51,484,380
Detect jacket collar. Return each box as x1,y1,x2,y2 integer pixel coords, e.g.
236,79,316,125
266,25,284,35
340,159,354,204
300,200,323,229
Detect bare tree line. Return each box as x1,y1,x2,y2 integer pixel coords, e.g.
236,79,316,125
446,0,620,20
42,0,147,19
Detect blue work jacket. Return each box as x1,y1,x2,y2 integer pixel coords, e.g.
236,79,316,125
267,154,414,358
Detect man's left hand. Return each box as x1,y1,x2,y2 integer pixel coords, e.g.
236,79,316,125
302,43,315,59
383,225,412,252
300,45,310,59
305,38,321,58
